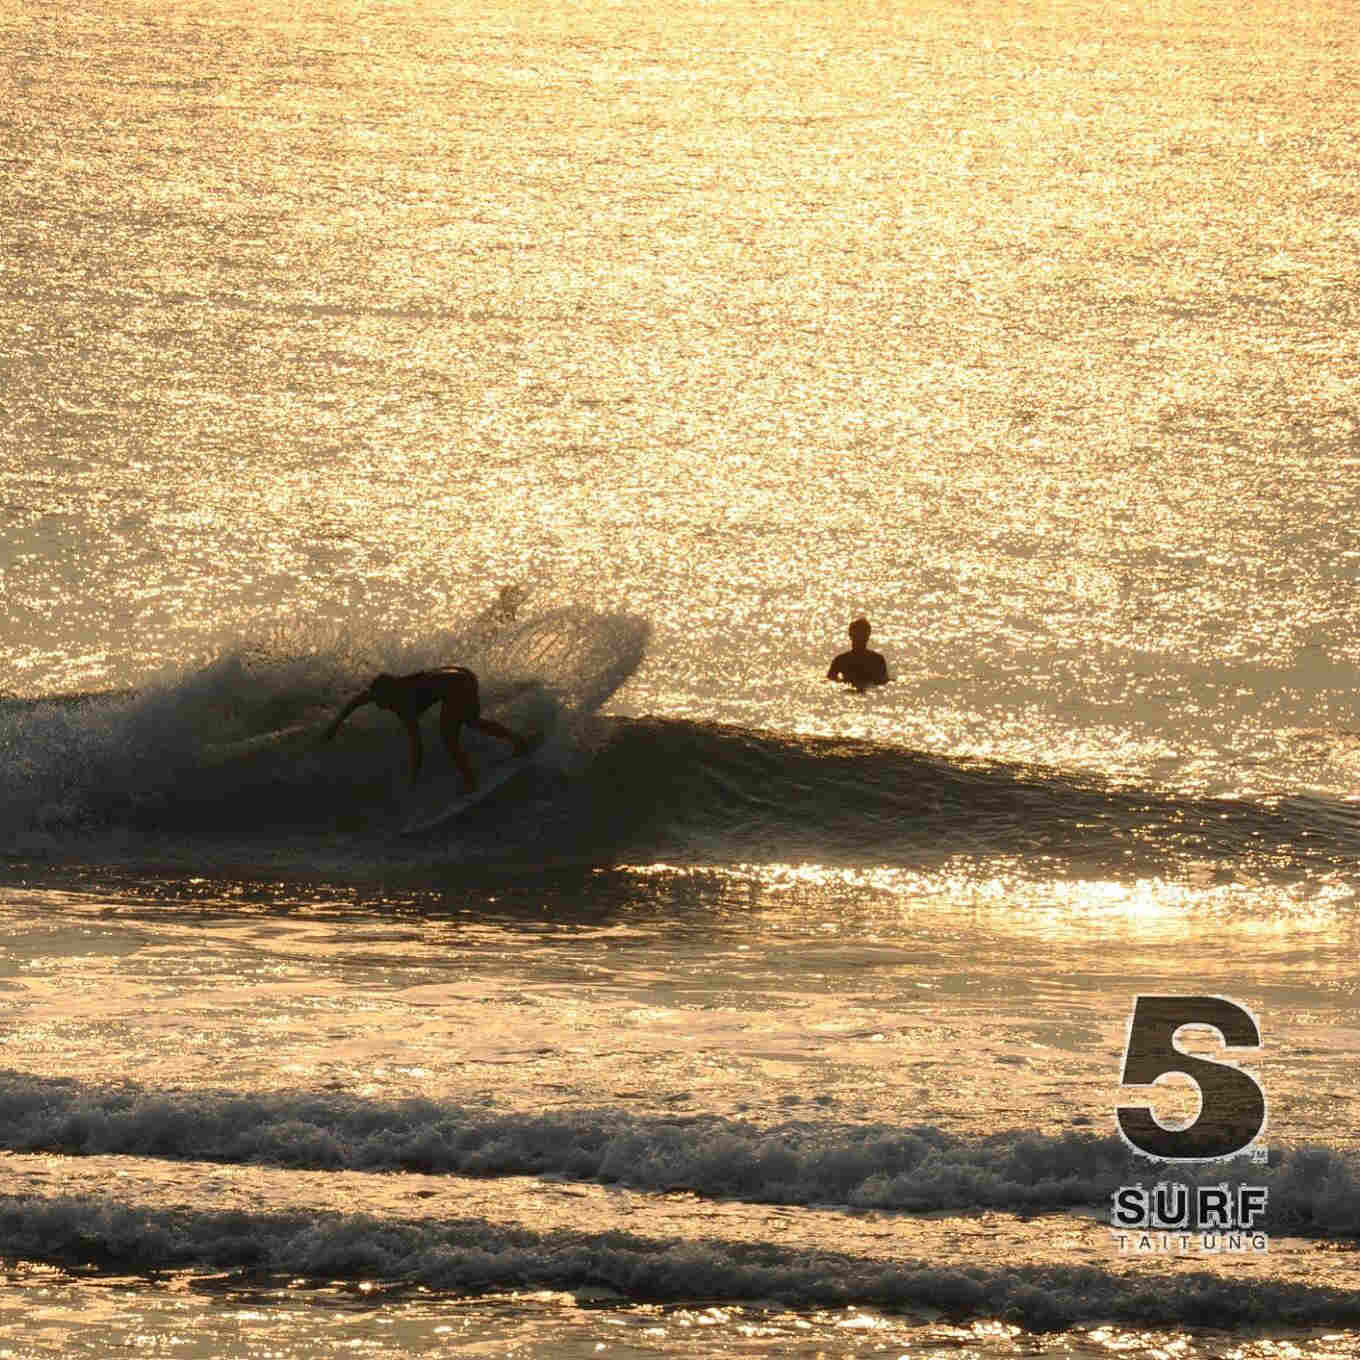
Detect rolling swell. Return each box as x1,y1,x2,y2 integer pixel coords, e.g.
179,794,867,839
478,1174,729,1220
554,718,1360,879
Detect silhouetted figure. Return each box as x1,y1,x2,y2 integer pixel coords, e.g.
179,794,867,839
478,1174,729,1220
323,666,527,789
826,617,888,692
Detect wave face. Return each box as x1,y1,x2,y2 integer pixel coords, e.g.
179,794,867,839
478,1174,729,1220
7,668,1360,879
5,593,1360,881
557,718,1360,877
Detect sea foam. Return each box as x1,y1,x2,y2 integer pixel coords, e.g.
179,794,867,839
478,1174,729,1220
1,1071,1357,1235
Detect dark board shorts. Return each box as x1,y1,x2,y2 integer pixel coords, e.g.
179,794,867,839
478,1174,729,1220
433,667,480,723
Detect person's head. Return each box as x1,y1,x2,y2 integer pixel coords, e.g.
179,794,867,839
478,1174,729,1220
848,617,871,647
367,672,400,707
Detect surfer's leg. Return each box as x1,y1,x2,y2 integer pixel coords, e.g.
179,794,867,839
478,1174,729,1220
443,667,527,756
470,716,529,756
439,706,478,790
403,718,425,785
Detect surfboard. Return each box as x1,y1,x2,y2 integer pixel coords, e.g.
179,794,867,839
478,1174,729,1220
399,748,537,837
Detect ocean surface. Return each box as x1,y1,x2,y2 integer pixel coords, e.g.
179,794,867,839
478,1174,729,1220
4,0,1360,1353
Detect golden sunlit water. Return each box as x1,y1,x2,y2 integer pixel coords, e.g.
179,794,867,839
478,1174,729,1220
3,0,1360,1354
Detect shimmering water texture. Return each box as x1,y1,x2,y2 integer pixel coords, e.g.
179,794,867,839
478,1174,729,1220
4,0,1360,1354
5,0,1359,793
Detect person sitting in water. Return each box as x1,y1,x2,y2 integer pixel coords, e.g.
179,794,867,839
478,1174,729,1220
826,617,889,692
322,666,528,790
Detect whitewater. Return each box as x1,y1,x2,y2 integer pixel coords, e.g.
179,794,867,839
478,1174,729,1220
4,0,1360,1354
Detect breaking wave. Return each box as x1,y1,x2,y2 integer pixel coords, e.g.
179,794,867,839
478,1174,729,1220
5,597,1360,885
3,1072,1358,1237
4,1194,1359,1331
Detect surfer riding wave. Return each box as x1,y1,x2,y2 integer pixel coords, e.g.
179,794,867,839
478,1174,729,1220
322,667,529,790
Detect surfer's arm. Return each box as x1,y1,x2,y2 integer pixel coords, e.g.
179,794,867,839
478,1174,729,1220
322,690,371,741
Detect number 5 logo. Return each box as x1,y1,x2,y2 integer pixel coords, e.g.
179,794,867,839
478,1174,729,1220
1117,995,1266,1160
